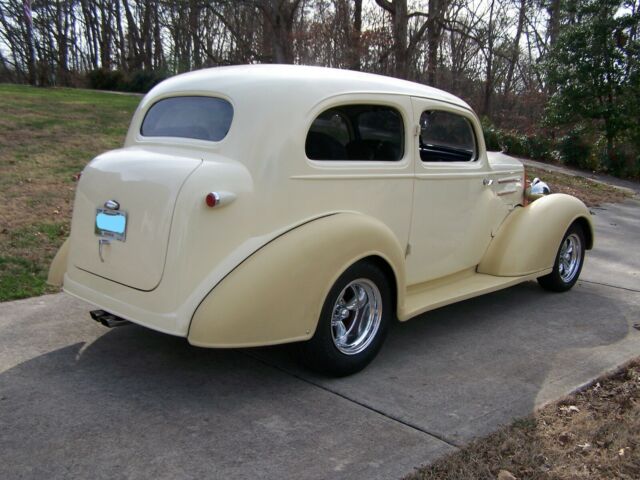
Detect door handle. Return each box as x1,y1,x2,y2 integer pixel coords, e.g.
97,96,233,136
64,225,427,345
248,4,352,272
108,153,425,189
483,178,494,186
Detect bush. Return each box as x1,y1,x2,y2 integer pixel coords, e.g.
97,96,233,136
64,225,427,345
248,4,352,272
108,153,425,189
86,68,125,91
481,122,638,179
86,68,169,93
482,119,503,151
122,70,168,93
500,131,528,157
525,135,553,162
598,141,640,179
558,127,593,169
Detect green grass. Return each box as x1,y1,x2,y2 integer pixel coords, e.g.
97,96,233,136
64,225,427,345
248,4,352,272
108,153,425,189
0,84,139,301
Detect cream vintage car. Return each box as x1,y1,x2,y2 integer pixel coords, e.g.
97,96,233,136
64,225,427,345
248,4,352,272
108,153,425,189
48,65,594,376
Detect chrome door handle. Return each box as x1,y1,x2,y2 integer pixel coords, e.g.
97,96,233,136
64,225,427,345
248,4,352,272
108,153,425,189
483,178,494,186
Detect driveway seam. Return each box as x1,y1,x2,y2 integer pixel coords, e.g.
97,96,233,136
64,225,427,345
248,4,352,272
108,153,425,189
240,349,462,449
580,280,640,293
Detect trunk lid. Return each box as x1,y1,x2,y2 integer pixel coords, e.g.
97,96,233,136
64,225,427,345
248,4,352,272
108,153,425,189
69,149,202,291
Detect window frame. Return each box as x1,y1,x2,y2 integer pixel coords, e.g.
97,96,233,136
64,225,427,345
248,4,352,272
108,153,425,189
137,94,235,145
418,109,479,164
304,101,408,164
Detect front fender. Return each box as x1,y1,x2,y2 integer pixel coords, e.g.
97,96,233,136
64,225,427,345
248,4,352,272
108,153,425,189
187,213,406,348
478,194,594,277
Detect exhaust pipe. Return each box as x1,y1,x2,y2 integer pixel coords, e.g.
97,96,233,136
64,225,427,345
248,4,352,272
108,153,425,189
90,310,131,328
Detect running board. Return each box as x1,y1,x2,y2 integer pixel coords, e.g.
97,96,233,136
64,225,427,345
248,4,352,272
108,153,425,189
398,270,549,321
90,309,131,328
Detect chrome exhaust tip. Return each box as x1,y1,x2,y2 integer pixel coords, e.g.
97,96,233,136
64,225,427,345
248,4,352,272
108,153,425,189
90,310,131,328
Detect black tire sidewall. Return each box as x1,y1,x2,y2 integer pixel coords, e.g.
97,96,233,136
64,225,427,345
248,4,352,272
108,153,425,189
538,223,586,292
301,261,392,376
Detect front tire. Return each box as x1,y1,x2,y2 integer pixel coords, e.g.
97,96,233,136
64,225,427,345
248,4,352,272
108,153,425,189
300,261,392,376
538,223,585,292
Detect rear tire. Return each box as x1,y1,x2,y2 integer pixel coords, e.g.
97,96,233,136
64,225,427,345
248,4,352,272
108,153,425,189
538,223,585,292
300,261,391,377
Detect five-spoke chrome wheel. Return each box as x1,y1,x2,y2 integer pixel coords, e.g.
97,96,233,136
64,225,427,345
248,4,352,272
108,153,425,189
331,279,382,355
558,233,581,283
300,261,391,376
538,223,586,292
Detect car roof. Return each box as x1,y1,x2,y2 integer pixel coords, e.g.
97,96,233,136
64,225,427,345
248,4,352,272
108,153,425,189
144,64,471,111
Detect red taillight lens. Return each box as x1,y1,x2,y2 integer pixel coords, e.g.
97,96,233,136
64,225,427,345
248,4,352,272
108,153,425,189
205,192,219,207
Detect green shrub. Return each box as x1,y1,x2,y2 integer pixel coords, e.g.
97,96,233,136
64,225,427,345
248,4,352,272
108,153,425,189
598,140,640,178
558,127,593,169
86,68,169,93
123,70,168,93
500,131,529,157
480,121,637,179
86,68,125,91
525,135,553,161
482,119,503,151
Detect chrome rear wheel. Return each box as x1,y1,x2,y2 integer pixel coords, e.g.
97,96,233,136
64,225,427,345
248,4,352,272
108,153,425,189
331,279,382,355
300,261,391,376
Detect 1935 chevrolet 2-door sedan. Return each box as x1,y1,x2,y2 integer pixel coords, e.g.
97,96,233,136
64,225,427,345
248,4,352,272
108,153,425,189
48,65,593,376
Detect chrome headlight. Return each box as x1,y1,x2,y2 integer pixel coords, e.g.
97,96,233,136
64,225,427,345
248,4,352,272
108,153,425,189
530,177,551,195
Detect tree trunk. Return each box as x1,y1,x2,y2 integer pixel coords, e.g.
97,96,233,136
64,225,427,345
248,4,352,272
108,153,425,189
351,0,362,70
548,0,561,47
99,0,113,69
482,0,496,116
115,0,127,71
256,0,301,64
504,0,526,95
426,0,439,85
392,0,408,78
23,0,37,85
375,0,409,79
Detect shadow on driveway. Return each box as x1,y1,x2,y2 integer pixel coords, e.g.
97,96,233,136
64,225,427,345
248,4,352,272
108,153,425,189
2,279,637,479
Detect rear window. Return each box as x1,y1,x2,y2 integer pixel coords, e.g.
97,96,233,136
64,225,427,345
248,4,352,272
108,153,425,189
141,96,233,142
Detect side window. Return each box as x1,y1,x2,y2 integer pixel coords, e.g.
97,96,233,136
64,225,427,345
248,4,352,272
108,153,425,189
306,105,404,161
419,110,476,162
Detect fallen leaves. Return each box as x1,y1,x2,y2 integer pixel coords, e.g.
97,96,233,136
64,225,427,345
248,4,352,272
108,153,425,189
559,405,580,414
497,470,517,480
407,359,640,480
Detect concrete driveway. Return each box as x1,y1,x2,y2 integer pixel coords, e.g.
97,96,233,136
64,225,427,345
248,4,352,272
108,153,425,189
1,200,639,480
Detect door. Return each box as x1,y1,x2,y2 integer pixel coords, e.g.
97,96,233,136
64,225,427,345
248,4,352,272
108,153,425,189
406,97,501,285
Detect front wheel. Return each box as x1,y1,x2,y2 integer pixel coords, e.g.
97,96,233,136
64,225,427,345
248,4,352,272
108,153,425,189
300,261,392,376
537,223,585,292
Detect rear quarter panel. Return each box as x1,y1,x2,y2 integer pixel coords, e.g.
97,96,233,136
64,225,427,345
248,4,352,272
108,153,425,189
188,213,406,348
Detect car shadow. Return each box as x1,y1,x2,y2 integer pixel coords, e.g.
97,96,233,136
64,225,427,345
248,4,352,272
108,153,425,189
247,280,634,444
0,280,634,477
0,307,452,479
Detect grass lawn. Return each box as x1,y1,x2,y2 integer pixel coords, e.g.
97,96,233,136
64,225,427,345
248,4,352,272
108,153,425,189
0,84,631,302
0,84,139,301
527,167,631,207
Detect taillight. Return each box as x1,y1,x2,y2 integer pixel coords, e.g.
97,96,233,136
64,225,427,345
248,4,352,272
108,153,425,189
205,192,219,208
204,191,236,208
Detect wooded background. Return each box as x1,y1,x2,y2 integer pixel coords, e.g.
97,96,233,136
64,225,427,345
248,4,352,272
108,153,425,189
0,0,638,176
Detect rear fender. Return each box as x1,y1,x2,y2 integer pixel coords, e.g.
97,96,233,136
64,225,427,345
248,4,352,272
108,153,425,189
47,238,70,287
478,194,594,277
187,213,405,348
